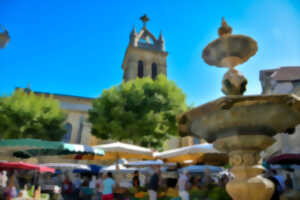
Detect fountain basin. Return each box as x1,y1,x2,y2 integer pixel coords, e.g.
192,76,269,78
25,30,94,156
202,35,258,68
179,94,300,143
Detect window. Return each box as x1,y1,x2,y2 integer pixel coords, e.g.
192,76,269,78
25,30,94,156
62,123,72,142
138,60,144,78
152,63,158,79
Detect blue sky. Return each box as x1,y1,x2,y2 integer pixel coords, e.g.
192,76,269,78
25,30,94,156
1,0,300,105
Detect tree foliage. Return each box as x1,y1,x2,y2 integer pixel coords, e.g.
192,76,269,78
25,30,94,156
0,90,66,140
89,75,188,149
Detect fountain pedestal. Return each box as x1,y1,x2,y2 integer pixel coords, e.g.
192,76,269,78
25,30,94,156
214,135,275,200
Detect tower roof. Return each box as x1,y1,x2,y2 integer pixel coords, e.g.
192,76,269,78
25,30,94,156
128,14,166,53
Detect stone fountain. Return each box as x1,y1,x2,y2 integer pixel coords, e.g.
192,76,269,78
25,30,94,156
178,18,300,200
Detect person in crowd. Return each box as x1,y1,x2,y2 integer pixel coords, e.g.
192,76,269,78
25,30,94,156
177,170,189,200
0,171,4,199
17,170,27,190
18,184,30,198
165,178,178,198
285,173,293,191
5,177,17,200
79,178,93,200
273,170,285,193
89,175,97,200
0,171,8,189
195,176,202,188
62,175,73,200
189,176,198,190
202,168,214,185
73,174,82,200
148,166,160,200
51,174,58,186
267,170,284,200
95,174,103,200
102,172,115,200
90,176,96,189
132,170,140,189
10,171,19,191
0,171,8,199
219,174,229,188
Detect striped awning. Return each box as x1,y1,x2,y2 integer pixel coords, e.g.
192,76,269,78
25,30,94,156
0,138,104,159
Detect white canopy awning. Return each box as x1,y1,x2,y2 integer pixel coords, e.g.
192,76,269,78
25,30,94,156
94,142,153,157
102,164,137,173
40,163,90,170
156,143,217,159
125,160,175,167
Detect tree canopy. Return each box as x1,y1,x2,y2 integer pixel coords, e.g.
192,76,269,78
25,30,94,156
89,75,188,149
0,90,66,140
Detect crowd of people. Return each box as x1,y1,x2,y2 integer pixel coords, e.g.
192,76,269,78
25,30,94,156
0,166,297,200
0,170,117,200
0,166,227,200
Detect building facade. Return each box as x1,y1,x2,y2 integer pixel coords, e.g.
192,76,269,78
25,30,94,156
16,88,99,146
260,66,300,157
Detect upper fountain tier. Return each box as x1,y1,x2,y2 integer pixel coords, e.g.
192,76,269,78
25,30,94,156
178,18,300,142
202,18,258,68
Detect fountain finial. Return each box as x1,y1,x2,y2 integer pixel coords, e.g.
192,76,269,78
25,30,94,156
218,17,232,37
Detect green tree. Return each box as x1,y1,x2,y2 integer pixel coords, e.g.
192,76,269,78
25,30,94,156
89,75,188,149
0,90,66,140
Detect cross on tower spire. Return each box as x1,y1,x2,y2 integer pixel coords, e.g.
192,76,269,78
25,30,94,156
140,14,149,27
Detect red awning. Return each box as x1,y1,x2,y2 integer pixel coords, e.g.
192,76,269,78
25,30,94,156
0,162,55,173
268,153,300,165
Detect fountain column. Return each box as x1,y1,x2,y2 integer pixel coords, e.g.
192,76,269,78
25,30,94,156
214,135,275,200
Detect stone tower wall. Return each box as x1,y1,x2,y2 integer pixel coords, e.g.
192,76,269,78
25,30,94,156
123,47,167,81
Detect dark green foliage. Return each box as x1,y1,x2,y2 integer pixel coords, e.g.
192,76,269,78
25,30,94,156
0,90,66,140
89,75,187,149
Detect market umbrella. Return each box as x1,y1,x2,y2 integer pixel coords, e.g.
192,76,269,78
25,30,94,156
179,165,223,173
0,161,55,173
93,142,154,160
155,143,219,164
9,141,104,159
125,159,175,167
40,163,91,171
73,164,102,174
0,138,61,161
102,163,137,173
84,142,154,185
0,138,59,153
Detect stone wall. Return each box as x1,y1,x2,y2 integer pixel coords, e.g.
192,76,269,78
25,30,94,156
122,46,167,81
